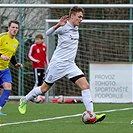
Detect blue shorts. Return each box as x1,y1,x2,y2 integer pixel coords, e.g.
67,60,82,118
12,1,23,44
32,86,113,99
0,68,12,86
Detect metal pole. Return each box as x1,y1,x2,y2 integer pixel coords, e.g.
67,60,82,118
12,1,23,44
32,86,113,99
0,14,1,33
129,0,133,62
46,19,133,24
0,4,133,8
18,0,23,95
44,21,49,102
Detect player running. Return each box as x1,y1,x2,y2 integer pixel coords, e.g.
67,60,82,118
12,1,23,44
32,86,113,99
18,6,106,123
0,20,23,116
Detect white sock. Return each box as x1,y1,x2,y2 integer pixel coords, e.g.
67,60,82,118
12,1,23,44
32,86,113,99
82,89,94,112
0,106,2,111
23,87,42,102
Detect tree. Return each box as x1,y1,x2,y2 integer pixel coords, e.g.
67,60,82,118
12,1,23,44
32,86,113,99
1,0,48,37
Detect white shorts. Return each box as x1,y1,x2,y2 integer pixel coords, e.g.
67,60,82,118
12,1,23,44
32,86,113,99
44,61,84,84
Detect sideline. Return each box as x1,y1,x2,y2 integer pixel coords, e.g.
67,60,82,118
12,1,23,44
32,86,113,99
0,107,132,127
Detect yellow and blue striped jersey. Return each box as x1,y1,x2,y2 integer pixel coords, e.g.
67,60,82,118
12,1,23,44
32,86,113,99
0,32,19,70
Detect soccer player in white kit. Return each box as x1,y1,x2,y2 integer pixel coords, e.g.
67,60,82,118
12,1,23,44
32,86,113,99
18,6,106,123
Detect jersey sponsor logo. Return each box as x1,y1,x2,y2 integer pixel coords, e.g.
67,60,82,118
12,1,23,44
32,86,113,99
70,35,78,40
14,44,17,48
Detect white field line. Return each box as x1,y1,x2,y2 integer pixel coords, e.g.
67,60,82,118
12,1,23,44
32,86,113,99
0,107,132,127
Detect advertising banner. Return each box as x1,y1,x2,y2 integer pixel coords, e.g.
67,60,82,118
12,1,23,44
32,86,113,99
89,63,132,103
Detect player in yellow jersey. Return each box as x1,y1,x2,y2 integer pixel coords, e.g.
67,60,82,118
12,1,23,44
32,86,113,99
0,20,23,116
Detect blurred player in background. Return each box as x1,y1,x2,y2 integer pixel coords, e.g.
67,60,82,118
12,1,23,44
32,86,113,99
28,34,48,89
0,20,22,116
18,6,106,123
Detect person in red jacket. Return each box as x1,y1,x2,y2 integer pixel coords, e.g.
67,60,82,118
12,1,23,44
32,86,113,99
28,34,48,89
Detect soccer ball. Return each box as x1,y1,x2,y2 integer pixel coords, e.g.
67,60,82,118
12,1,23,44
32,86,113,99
57,95,64,103
33,95,45,104
82,111,96,124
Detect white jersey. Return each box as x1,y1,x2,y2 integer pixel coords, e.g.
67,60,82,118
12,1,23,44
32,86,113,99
46,21,79,63
45,21,83,83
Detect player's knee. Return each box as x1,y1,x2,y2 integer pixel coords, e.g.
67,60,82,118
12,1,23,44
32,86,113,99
81,84,90,90
3,83,12,90
40,82,52,93
40,86,48,93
